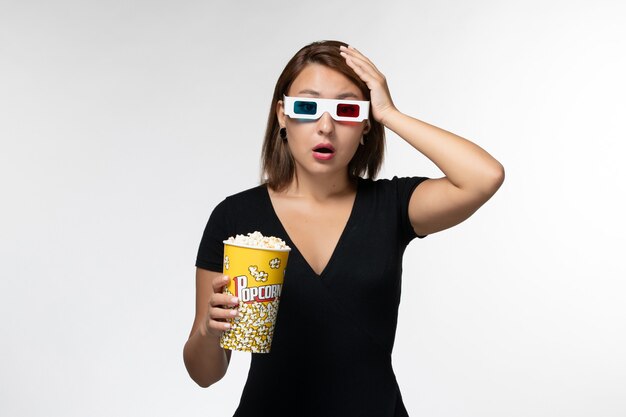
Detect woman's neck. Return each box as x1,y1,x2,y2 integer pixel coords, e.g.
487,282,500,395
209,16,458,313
280,170,357,202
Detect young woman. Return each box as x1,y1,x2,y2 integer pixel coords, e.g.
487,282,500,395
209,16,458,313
184,40,504,416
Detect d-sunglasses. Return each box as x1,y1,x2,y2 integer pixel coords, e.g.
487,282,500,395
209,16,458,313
283,95,370,122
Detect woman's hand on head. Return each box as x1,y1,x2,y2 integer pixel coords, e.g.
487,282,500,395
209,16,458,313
340,45,397,125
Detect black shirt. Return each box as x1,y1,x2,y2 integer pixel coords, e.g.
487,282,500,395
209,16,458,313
196,176,428,417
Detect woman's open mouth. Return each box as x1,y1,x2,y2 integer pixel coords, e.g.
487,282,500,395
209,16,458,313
312,143,336,160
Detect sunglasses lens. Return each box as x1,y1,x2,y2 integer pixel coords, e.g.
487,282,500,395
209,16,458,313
293,100,318,115
336,103,360,118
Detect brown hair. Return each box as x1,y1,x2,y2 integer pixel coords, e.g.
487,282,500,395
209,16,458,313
261,40,385,191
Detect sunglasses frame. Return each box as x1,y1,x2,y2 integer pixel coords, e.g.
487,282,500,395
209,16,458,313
283,95,370,122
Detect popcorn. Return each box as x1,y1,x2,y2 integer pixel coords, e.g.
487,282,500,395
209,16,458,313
221,287,279,353
220,231,290,353
225,231,290,250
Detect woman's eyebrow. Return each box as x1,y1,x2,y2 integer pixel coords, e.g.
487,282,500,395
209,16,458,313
336,92,360,99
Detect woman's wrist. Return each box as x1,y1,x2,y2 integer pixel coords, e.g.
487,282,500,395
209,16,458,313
379,107,408,134
198,320,223,342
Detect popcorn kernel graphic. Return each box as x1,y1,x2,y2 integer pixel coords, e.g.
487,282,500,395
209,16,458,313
269,258,281,269
248,265,268,282
224,255,230,270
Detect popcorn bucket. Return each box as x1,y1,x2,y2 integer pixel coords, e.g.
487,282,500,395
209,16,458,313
220,240,290,353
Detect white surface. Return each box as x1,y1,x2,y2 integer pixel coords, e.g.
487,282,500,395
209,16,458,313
1,0,625,416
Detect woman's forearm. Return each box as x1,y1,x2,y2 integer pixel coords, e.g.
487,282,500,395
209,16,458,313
183,324,230,388
382,109,505,194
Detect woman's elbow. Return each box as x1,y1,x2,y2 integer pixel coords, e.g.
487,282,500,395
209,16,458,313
196,378,214,389
477,161,505,199
189,369,225,389
491,161,505,191
183,348,227,389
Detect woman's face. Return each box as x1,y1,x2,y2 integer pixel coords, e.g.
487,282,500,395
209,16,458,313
277,63,370,180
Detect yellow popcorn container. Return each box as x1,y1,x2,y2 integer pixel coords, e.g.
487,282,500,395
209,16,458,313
220,241,290,353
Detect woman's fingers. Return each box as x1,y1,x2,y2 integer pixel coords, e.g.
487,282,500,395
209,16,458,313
343,57,369,83
212,274,229,292
210,292,239,308
206,296,239,333
340,45,370,64
210,304,239,320
339,44,397,124
340,45,383,78
206,275,240,334
210,275,238,306
341,53,378,83
207,315,234,333
340,45,387,90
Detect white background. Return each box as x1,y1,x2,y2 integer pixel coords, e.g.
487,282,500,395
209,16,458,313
1,0,625,416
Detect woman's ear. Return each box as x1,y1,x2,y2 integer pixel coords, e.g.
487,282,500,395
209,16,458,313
276,100,286,128
363,121,371,135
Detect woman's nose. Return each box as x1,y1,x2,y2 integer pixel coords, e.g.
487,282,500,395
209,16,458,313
317,112,335,135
